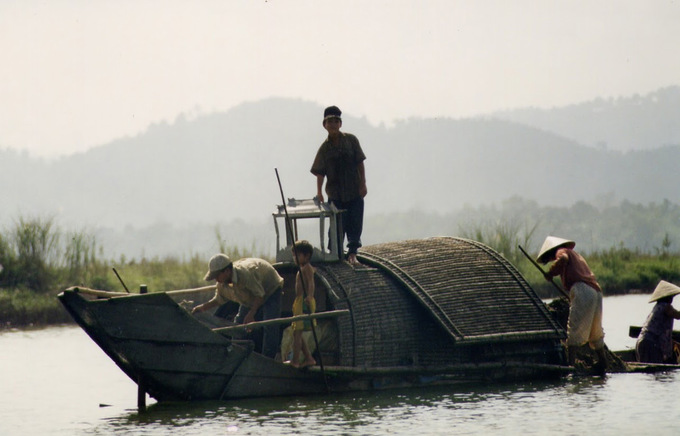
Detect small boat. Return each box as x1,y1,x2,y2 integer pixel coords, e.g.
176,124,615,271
59,198,570,402
628,325,680,342
611,325,680,372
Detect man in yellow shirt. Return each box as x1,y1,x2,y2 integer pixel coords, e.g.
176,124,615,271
193,254,284,358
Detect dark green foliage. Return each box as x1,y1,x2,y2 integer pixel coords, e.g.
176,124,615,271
0,288,72,327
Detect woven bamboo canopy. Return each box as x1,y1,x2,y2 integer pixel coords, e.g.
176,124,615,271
315,237,565,368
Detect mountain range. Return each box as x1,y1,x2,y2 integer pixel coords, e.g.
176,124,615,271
2,86,679,258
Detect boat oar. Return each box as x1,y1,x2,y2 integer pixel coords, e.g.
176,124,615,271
518,245,570,300
112,268,130,293
276,168,330,393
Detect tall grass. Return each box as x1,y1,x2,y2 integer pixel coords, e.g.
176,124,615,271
0,216,265,327
108,254,208,293
459,219,538,267
460,221,680,298
4,215,680,327
589,245,680,294
0,216,112,293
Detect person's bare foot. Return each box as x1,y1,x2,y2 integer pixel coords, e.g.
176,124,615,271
301,359,316,368
348,253,358,265
284,360,301,368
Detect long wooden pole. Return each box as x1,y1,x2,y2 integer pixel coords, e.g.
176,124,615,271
67,285,216,298
276,168,330,392
518,245,570,300
213,309,350,334
112,268,130,293
137,374,146,413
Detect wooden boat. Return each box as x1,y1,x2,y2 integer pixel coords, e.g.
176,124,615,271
58,198,570,402
628,325,680,342
611,325,680,372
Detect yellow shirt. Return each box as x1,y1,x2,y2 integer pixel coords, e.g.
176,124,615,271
210,258,284,307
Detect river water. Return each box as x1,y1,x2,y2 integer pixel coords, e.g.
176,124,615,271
1,294,679,435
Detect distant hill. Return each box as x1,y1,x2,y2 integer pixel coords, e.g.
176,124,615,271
2,93,680,228
2,91,680,258
492,86,680,151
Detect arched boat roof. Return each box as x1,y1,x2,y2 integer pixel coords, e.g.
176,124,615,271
360,237,563,342
321,237,564,347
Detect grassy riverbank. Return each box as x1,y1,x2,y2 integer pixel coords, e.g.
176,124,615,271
462,223,680,298
0,217,267,328
2,217,679,328
3,249,678,329
518,249,680,298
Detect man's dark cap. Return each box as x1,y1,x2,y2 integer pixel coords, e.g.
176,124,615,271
323,106,342,121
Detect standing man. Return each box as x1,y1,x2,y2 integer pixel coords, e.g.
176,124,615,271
192,254,284,359
537,236,607,374
311,105,368,265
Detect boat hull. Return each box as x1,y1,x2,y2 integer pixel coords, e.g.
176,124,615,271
58,289,568,401
58,290,331,400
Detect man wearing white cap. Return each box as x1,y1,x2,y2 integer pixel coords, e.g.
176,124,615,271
538,236,606,373
636,280,680,363
192,254,284,359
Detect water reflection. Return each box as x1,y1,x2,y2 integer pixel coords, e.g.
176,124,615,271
4,295,680,435
95,380,587,435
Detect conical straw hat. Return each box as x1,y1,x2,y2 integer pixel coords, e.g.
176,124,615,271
536,236,575,264
649,280,680,303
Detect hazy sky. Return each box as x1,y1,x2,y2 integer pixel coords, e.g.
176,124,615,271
2,1,679,158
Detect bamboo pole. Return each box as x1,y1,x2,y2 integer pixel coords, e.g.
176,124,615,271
66,285,216,298
518,245,570,300
275,168,330,392
165,285,217,296
213,309,350,334
306,361,572,376
112,268,130,293
66,287,128,297
137,374,146,413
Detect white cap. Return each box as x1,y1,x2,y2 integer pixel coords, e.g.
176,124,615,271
204,254,232,281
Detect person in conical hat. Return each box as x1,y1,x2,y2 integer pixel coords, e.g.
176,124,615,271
635,280,680,364
538,236,606,373
537,236,575,265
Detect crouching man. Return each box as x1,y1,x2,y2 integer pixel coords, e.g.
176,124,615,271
193,254,284,359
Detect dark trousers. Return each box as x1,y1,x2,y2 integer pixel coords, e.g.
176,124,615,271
234,287,282,359
330,197,364,256
636,335,671,364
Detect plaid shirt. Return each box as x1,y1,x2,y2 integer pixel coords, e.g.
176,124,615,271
311,132,366,202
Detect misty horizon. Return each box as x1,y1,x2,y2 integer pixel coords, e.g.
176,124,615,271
2,2,679,157
2,93,680,260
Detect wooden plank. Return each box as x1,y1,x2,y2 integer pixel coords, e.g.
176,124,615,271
629,325,680,341
309,361,571,376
